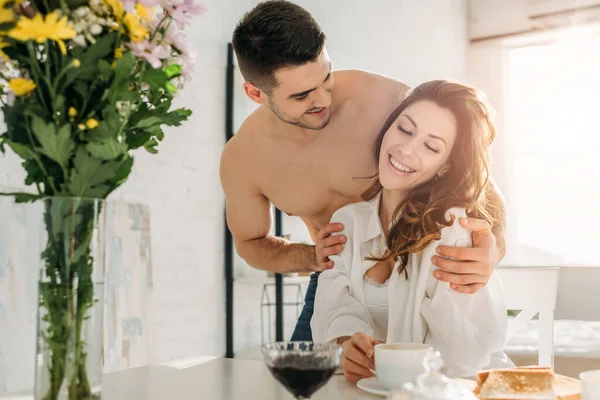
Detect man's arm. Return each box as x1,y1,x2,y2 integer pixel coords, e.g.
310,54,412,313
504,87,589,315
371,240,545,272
483,178,507,263
220,141,316,273
431,178,507,294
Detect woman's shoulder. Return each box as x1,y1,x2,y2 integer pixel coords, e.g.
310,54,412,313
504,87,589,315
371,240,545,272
330,199,376,225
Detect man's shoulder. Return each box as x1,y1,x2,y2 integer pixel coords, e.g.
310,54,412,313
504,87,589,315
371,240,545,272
220,113,266,188
222,107,267,160
332,70,410,114
334,69,409,97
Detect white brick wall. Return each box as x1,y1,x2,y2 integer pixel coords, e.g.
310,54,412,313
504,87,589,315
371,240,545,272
0,0,469,371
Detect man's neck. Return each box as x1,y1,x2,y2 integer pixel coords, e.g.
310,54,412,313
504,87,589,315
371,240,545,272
266,110,317,141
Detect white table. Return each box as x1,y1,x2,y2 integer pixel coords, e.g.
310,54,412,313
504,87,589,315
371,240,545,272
104,358,380,400
2,358,381,400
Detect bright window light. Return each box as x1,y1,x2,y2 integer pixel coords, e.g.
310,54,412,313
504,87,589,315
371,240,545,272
507,35,600,266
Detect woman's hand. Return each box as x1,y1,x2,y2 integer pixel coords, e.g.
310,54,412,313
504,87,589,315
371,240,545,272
338,333,382,383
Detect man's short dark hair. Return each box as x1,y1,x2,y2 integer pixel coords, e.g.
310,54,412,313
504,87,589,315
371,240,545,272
232,1,326,92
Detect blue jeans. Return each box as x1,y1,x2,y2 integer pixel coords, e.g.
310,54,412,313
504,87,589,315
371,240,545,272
290,272,321,341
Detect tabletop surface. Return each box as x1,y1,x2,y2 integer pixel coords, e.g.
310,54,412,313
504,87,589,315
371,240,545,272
102,357,382,400
3,358,475,399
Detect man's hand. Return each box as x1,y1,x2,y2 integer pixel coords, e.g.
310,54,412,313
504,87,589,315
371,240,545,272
313,223,346,271
339,333,382,383
432,217,498,295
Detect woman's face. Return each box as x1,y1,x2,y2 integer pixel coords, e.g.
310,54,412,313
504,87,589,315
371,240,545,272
378,100,457,192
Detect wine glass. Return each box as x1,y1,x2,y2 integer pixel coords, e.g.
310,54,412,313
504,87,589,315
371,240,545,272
262,341,342,399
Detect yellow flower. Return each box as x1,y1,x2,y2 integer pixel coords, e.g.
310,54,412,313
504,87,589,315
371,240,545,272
86,118,99,129
8,12,76,55
114,47,123,59
0,0,15,24
8,78,36,96
103,0,124,21
123,13,148,43
0,9,14,24
71,58,80,67
78,124,86,131
135,4,154,22
68,107,78,117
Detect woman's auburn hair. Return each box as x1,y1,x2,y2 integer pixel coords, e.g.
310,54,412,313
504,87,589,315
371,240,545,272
361,80,498,278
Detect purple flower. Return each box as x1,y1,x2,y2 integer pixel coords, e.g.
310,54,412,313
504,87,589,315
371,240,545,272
128,40,171,69
171,33,195,80
162,0,205,28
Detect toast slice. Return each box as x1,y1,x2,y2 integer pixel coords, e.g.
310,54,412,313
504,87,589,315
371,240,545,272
474,367,581,400
478,368,554,399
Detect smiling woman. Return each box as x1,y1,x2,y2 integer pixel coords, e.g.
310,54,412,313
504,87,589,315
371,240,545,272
311,80,509,382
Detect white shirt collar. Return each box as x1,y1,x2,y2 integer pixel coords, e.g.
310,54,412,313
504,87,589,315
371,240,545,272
364,194,386,243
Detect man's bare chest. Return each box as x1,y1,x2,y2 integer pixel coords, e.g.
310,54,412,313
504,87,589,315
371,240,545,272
259,123,377,219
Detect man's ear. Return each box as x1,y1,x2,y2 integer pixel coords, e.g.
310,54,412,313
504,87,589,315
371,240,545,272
243,81,266,105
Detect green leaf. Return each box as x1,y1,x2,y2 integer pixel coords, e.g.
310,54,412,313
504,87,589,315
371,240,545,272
5,140,33,160
67,148,101,196
54,95,66,116
63,36,117,85
165,64,181,79
66,148,121,198
135,116,163,129
109,53,137,104
109,155,133,186
84,184,111,198
0,192,44,203
113,53,136,81
74,82,89,99
87,108,121,141
162,108,192,126
86,139,128,160
165,83,177,93
144,137,159,154
81,33,116,65
98,60,113,80
150,126,164,141
31,117,74,168
0,22,14,31
141,68,168,89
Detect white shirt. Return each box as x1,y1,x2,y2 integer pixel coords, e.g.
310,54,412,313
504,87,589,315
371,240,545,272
310,197,509,378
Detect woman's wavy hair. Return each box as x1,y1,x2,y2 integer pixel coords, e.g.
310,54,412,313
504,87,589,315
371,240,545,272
362,80,498,278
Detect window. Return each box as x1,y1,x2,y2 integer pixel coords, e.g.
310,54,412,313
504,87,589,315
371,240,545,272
507,36,600,266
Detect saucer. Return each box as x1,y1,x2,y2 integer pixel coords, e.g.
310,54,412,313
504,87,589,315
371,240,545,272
356,377,477,397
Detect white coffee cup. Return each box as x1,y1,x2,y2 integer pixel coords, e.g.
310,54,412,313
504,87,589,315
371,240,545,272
580,369,600,400
374,343,433,390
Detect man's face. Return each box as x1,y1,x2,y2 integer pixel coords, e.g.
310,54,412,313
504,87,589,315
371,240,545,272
266,49,334,130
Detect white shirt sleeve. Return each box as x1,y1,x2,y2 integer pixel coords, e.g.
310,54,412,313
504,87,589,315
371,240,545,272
420,208,508,378
311,209,374,343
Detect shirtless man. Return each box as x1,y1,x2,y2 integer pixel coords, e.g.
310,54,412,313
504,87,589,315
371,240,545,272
220,0,506,342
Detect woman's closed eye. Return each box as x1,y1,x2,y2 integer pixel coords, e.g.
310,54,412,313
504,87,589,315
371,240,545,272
425,143,440,153
398,126,412,135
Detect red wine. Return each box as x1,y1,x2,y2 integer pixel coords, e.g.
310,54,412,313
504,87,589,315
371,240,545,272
268,365,336,398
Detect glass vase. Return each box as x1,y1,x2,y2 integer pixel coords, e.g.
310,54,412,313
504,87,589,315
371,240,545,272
34,197,106,400
0,195,155,399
